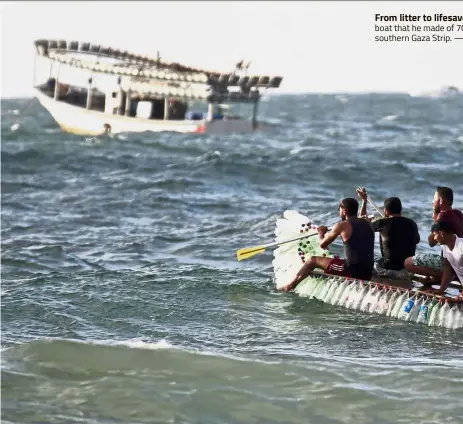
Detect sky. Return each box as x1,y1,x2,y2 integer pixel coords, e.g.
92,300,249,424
1,1,462,98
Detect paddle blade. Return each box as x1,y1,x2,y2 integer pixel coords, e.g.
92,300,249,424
236,246,266,261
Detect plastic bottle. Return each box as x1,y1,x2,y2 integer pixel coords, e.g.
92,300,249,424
314,279,331,301
359,286,375,312
452,306,463,329
338,282,354,307
446,304,458,329
386,289,401,317
324,279,340,303
345,281,360,309
327,280,343,305
397,293,416,321
408,296,423,322
437,300,450,327
376,288,393,315
308,278,323,298
369,286,383,313
353,284,370,310
427,299,442,326
416,298,431,324
391,291,409,318
330,281,349,305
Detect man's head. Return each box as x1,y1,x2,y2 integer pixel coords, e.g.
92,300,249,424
433,186,453,214
384,197,402,217
431,220,455,245
339,198,359,220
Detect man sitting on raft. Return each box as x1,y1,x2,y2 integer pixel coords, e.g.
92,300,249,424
280,198,374,292
357,188,420,280
429,220,463,298
404,186,463,283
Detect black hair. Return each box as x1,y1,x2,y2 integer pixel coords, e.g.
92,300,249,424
340,198,359,216
436,186,453,205
431,220,455,234
384,197,402,214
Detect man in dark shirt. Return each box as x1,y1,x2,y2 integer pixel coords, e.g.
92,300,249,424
404,186,463,282
280,197,374,292
357,188,420,279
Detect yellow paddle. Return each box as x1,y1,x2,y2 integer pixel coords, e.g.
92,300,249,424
236,231,320,261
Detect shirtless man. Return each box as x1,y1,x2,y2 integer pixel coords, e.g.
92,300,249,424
357,188,420,279
280,198,374,292
404,186,463,281
429,220,463,297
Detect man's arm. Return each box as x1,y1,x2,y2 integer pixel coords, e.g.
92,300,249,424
318,222,343,250
356,187,368,218
434,258,453,294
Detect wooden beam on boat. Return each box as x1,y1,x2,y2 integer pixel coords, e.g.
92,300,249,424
164,98,170,120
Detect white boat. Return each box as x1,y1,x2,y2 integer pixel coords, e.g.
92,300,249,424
32,39,283,136
273,210,463,329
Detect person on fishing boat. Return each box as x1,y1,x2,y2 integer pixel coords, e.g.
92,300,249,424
356,188,420,279
404,186,463,282
280,198,374,292
429,220,463,297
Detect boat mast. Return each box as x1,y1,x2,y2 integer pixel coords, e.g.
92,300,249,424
54,62,60,100
207,102,215,121
252,96,259,129
124,88,131,116
86,77,93,109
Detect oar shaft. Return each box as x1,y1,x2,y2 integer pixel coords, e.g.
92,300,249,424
367,198,384,217
357,187,384,218
265,231,319,249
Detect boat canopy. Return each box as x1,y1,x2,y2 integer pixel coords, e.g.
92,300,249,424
34,39,283,90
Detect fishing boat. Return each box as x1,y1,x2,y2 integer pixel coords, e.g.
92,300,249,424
32,39,283,136
273,210,463,329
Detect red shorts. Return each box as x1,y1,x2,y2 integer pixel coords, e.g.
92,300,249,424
326,258,351,277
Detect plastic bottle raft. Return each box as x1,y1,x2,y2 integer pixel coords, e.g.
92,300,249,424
273,210,463,329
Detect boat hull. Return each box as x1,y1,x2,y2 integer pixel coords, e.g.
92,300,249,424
35,90,258,136
273,210,463,329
